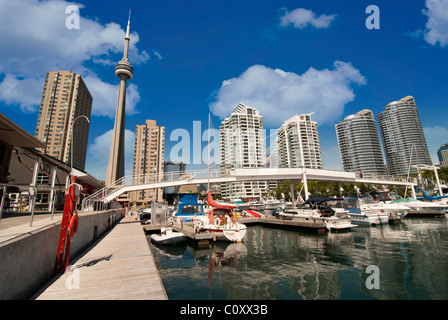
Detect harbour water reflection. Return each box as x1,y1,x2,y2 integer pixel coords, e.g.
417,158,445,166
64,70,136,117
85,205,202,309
148,217,448,300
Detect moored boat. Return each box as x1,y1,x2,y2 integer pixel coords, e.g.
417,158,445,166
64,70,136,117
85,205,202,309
263,197,285,215
194,193,247,242
391,196,448,217
174,193,206,223
344,197,389,226
368,192,411,222
139,207,152,224
150,227,187,245
278,197,356,231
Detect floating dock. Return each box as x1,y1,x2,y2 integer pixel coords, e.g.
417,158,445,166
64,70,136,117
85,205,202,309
144,216,327,246
241,216,327,232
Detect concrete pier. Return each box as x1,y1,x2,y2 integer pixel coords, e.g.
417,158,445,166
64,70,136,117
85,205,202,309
34,216,167,300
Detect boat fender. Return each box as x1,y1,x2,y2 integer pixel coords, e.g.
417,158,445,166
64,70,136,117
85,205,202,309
68,214,79,238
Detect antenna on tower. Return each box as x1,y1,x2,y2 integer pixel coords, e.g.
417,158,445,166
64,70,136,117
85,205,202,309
126,8,131,38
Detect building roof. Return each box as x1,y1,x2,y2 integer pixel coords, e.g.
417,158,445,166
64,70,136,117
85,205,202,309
0,113,45,148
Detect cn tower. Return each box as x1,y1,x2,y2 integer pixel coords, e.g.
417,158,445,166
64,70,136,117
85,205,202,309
105,11,134,185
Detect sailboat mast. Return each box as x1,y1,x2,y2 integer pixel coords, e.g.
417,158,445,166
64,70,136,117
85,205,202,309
207,113,211,193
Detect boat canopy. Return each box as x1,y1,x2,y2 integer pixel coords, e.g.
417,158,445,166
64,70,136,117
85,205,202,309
178,193,200,204
176,193,204,216
422,191,448,201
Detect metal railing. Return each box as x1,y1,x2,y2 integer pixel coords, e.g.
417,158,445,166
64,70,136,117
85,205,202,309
80,166,426,211
81,168,224,210
354,172,420,184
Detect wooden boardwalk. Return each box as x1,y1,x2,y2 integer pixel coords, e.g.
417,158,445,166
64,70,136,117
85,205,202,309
34,216,167,300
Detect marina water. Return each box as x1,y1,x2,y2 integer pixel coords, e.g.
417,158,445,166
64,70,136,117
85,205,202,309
148,216,448,300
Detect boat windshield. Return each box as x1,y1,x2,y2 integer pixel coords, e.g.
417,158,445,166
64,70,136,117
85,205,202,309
180,205,203,214
358,195,375,204
389,194,403,201
370,192,393,202
343,198,360,209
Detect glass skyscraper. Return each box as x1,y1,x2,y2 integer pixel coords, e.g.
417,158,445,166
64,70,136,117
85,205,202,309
377,96,432,176
335,109,386,176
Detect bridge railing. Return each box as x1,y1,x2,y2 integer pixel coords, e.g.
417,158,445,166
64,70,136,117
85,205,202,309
81,169,224,210
81,167,422,211
354,172,417,183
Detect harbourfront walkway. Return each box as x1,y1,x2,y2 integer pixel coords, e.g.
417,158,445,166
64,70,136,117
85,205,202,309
0,212,63,244
33,216,167,300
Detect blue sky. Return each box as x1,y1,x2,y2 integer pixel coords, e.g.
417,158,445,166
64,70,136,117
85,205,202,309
1,0,448,180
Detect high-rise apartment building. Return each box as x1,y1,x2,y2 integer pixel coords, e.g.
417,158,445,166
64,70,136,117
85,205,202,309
219,103,268,199
34,70,92,170
335,109,386,176
277,114,323,169
437,143,448,167
377,96,432,176
131,119,165,203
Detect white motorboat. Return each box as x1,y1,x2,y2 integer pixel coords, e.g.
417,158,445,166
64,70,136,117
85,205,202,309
359,194,410,222
344,197,389,226
263,197,285,215
248,201,265,211
391,196,448,216
150,227,187,245
366,202,409,222
195,193,247,242
278,197,356,231
372,191,447,217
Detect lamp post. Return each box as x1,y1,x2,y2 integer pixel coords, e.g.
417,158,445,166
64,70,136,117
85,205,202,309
70,115,90,176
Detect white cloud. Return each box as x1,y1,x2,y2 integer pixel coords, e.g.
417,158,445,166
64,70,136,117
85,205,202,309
423,126,448,164
0,0,149,76
0,0,154,115
0,74,44,113
209,61,366,127
279,8,336,29
422,0,448,47
85,128,135,180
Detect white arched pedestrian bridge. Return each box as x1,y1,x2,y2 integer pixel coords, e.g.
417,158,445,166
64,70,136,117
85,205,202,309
81,167,432,210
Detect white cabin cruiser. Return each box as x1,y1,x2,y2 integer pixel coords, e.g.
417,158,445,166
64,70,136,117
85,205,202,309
263,197,285,215
278,197,356,231
391,196,448,216
344,197,389,226
359,194,410,222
